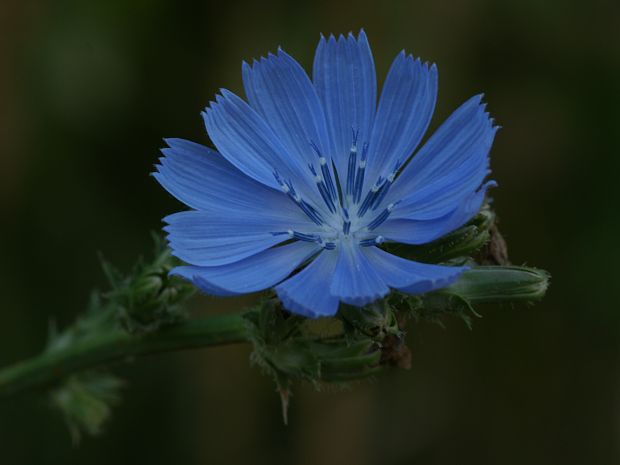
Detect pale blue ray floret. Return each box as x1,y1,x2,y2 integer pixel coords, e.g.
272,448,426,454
153,30,498,318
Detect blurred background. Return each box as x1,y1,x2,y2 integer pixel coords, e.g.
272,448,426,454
1,0,619,463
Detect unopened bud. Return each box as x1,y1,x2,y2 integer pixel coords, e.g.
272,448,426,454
444,266,550,303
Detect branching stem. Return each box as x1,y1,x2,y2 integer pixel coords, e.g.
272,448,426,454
0,312,249,398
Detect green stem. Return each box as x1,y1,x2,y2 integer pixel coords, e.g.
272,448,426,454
0,312,249,398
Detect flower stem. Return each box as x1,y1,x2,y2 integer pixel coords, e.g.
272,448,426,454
0,312,249,398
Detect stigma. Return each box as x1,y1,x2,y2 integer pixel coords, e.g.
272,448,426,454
274,132,402,251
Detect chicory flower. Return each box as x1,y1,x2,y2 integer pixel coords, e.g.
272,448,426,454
154,30,497,318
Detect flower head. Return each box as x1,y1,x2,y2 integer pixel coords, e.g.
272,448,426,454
154,30,498,318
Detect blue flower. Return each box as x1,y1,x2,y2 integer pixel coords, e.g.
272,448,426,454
154,30,497,318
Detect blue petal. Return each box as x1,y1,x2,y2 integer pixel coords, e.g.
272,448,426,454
164,210,318,266
391,132,493,220
363,246,467,294
154,138,304,217
242,49,331,170
202,89,317,198
365,52,437,185
388,94,497,217
275,250,340,318
375,181,496,244
171,241,320,296
312,30,376,175
330,242,390,306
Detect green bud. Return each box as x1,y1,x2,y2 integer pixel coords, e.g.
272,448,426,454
245,299,383,423
338,302,400,339
320,350,382,381
388,265,550,328
308,339,382,381
132,274,164,298
444,266,550,303
101,236,194,334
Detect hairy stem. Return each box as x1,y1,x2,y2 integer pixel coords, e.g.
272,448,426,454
0,313,249,398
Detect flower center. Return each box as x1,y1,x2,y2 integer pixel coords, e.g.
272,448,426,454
273,130,401,250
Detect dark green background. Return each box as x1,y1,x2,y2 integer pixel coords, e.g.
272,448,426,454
1,0,619,463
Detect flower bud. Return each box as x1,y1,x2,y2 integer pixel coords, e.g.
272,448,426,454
102,236,194,334
338,302,401,339
444,266,550,303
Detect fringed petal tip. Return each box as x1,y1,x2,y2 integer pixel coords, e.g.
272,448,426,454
318,28,369,45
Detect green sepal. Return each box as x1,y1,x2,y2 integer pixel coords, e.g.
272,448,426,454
388,291,477,329
387,206,494,263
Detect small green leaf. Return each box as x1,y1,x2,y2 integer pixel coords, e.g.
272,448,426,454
49,371,125,445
